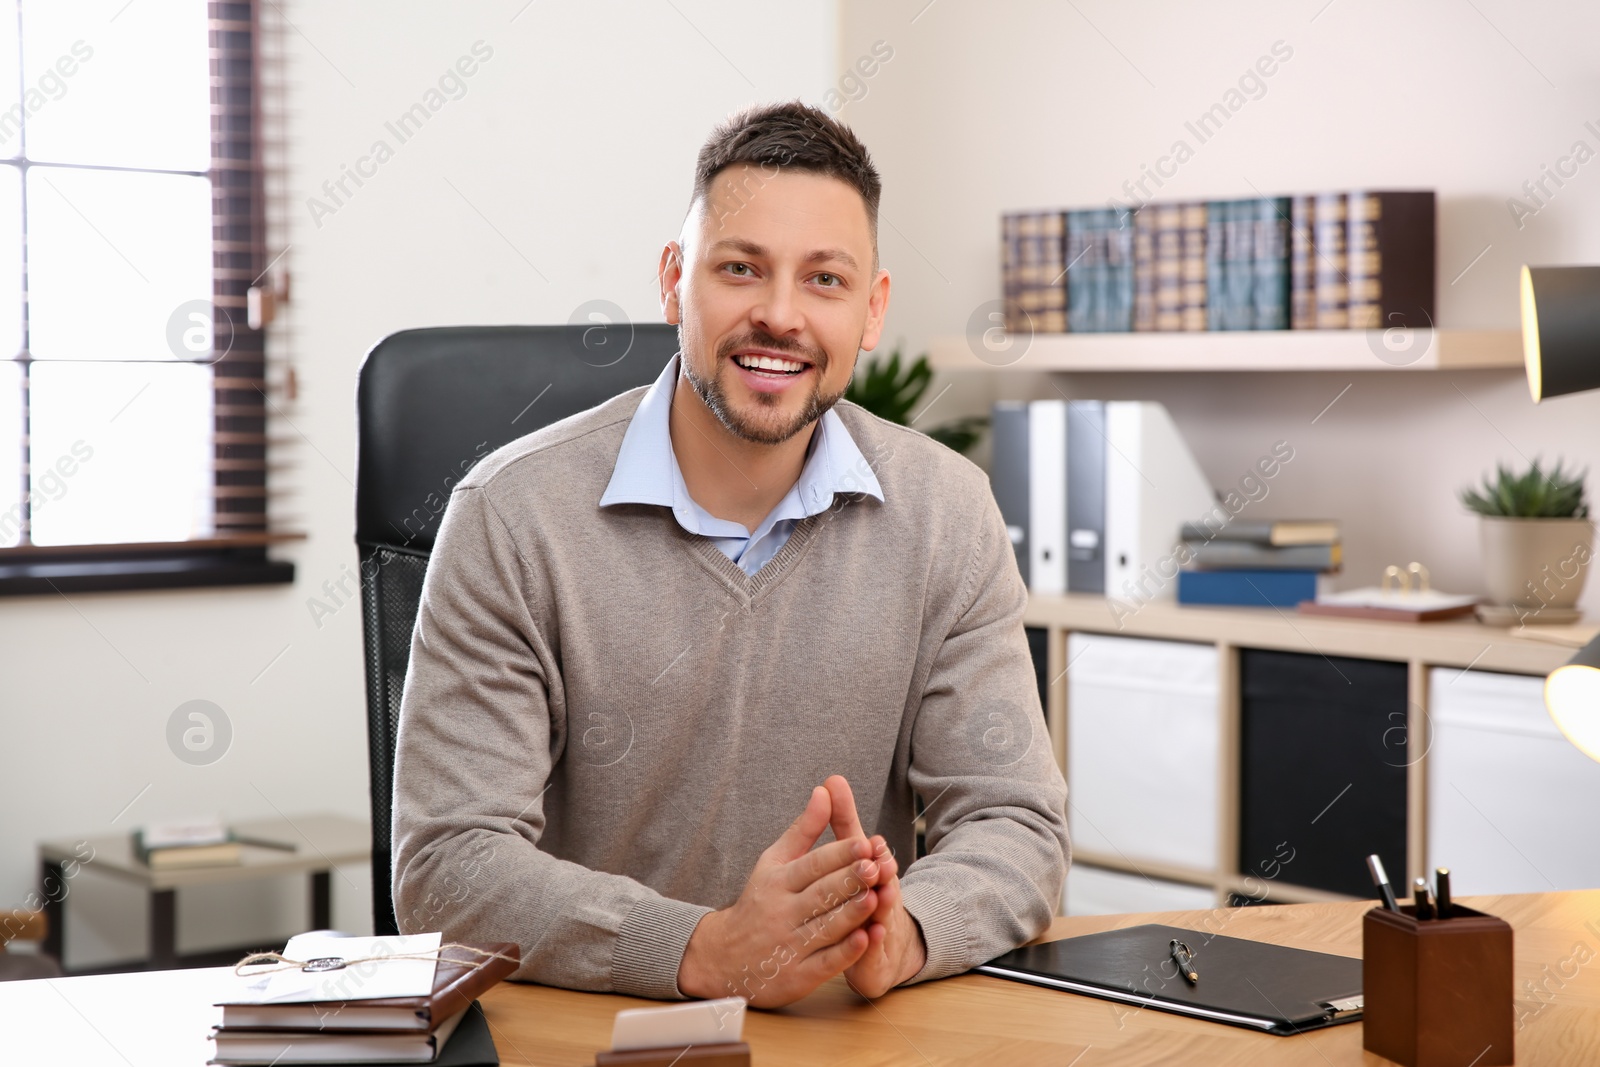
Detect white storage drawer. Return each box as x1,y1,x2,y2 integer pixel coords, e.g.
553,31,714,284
1064,864,1216,916
1428,667,1600,894
1067,633,1219,872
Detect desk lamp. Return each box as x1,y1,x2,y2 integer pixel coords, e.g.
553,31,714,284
1520,265,1600,762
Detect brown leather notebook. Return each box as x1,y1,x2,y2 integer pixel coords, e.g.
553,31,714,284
218,942,520,1032
1296,599,1478,623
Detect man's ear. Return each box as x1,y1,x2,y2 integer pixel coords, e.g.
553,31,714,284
659,241,684,325
859,267,892,352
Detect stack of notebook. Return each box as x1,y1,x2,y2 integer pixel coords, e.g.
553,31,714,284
211,935,518,1065
1176,519,1342,608
133,817,297,871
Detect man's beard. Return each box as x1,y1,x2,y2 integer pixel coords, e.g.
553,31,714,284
679,328,850,446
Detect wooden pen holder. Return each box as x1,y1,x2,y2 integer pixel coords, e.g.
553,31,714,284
595,1042,751,1066
1362,904,1514,1067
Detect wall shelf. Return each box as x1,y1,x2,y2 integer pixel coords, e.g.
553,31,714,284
1024,593,1576,676
927,328,1524,373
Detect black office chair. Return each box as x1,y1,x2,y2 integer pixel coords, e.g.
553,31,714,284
354,323,678,935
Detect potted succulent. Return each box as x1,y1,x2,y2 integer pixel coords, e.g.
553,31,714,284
1459,459,1592,618
845,345,988,455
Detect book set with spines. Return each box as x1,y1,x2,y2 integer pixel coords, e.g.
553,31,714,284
1000,211,1067,333
1000,191,1435,335
1176,519,1343,608
1064,208,1134,333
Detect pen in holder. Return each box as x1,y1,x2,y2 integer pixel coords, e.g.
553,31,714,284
1362,903,1514,1067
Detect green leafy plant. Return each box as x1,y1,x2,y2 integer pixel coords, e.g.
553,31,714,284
845,346,988,455
1459,459,1590,518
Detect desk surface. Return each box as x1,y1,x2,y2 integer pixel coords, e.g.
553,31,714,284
38,813,370,890
6,891,1597,1065
476,890,1600,1065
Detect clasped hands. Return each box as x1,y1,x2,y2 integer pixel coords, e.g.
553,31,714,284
677,774,927,1007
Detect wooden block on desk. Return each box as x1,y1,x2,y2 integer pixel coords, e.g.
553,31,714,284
596,1043,750,1066
1363,905,1514,1067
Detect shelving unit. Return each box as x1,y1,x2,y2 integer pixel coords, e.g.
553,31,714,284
1025,593,1585,908
928,328,1523,373
948,314,1563,911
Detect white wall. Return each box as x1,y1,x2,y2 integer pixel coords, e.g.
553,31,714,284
0,0,837,970
839,0,1600,617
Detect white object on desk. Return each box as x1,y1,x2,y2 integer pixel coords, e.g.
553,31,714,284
610,996,746,1052
2,965,228,1066
228,932,441,1004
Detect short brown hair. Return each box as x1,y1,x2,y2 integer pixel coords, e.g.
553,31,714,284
692,101,881,251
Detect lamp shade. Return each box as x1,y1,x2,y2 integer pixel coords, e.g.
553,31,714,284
1545,633,1600,763
1521,265,1600,402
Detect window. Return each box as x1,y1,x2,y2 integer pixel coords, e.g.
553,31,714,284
0,1,293,593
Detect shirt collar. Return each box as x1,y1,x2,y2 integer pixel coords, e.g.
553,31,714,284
599,351,885,515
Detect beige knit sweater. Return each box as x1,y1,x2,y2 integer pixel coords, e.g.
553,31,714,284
391,386,1070,999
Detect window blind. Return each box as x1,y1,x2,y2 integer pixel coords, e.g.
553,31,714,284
0,0,297,563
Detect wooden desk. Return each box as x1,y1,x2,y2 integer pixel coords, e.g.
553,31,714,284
478,892,1600,1066
5,892,1596,1065
38,814,369,971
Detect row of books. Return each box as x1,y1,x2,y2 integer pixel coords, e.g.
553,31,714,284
1000,190,1436,335
1175,519,1343,608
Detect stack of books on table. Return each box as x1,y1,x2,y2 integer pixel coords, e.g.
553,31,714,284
133,817,294,871
1176,519,1342,608
211,933,518,1065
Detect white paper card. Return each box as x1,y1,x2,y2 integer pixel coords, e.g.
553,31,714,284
141,816,228,849
610,997,746,1052
1316,587,1479,611
227,932,442,1005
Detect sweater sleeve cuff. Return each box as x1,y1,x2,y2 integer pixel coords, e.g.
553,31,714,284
611,895,715,999
899,880,968,984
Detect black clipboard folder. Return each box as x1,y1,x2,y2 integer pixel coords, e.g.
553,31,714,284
975,923,1364,1036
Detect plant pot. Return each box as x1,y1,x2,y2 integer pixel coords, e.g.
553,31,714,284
1478,516,1594,610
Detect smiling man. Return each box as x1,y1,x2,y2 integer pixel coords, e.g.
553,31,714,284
391,101,1069,1007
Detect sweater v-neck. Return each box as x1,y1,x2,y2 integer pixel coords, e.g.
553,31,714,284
681,509,826,605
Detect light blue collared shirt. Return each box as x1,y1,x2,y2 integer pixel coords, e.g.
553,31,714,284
599,353,884,576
